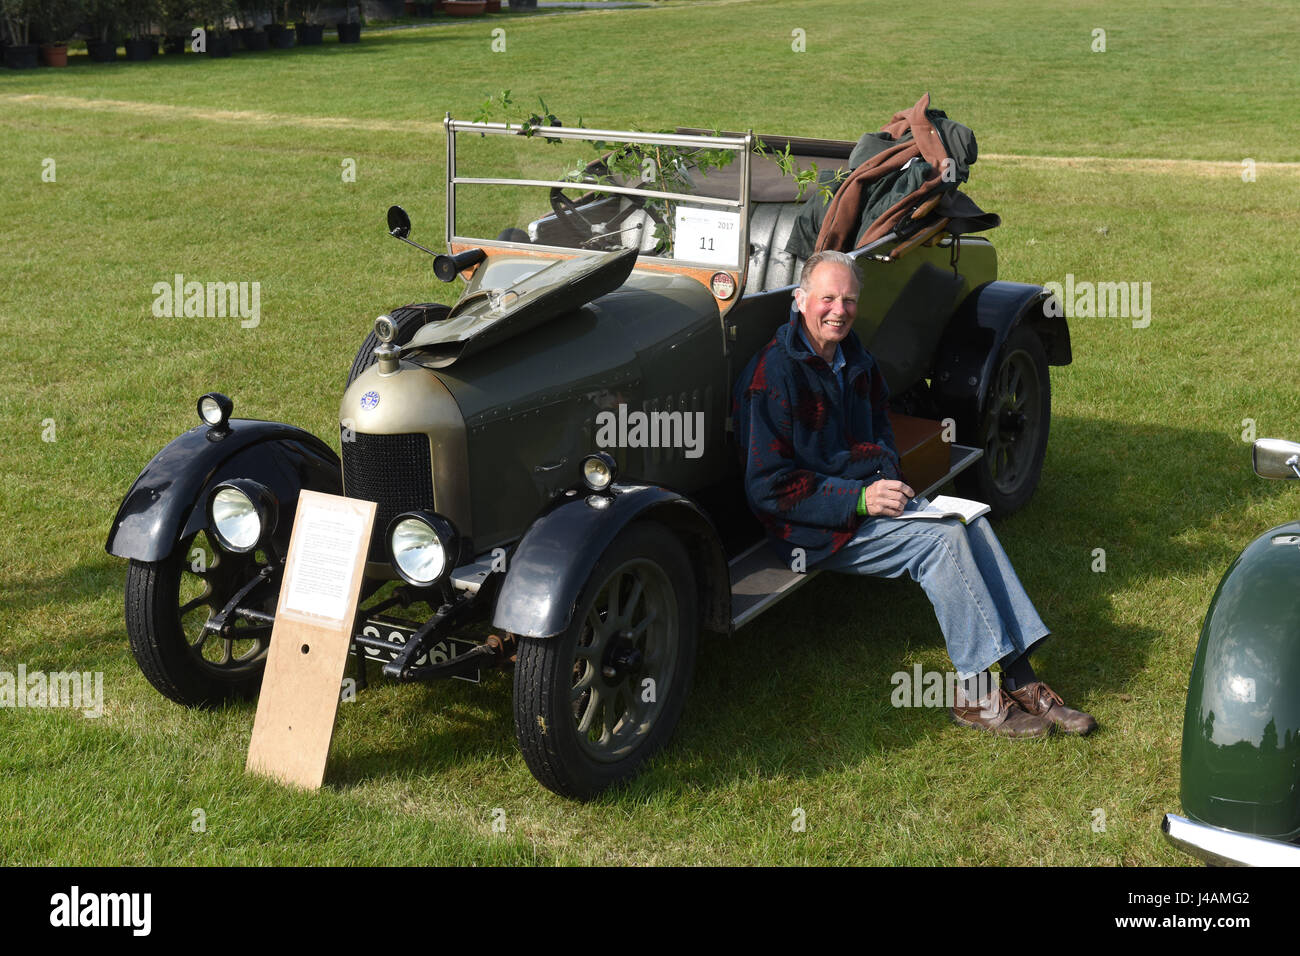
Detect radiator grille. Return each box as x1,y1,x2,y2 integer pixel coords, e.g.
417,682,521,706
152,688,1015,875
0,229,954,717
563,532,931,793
341,431,435,561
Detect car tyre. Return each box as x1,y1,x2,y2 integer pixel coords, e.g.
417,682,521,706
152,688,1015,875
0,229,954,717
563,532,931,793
125,533,275,708
512,522,698,800
956,323,1051,517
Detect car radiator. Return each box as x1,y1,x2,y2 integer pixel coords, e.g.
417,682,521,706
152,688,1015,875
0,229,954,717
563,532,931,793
340,430,436,561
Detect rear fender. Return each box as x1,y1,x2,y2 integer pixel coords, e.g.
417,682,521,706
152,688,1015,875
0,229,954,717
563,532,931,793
930,280,1071,432
492,485,729,639
106,419,342,562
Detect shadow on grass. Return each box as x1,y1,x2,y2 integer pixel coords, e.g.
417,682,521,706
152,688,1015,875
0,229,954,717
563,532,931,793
13,413,1297,797
655,412,1298,792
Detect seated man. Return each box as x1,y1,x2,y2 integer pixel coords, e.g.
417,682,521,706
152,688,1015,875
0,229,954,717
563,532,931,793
732,250,1095,737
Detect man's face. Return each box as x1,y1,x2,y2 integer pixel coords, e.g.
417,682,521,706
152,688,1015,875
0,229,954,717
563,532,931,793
794,261,860,360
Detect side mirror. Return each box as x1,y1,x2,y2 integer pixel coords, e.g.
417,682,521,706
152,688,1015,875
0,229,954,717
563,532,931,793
387,205,412,239
1252,438,1300,479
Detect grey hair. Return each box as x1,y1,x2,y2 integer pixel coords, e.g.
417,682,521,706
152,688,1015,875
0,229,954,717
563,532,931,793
798,250,860,292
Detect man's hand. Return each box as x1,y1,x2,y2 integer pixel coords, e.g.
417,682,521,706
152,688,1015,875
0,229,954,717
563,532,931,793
863,479,915,517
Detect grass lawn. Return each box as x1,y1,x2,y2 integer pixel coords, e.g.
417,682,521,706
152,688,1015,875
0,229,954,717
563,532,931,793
2,0,1299,865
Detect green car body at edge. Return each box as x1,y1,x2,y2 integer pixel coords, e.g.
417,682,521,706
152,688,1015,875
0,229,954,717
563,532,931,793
1180,520,1300,838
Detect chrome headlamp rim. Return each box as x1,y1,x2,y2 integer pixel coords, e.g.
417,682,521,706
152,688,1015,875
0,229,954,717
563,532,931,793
207,479,278,554
387,510,459,587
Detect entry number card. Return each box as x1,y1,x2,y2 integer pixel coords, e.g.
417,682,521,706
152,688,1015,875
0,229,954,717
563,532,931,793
674,206,741,266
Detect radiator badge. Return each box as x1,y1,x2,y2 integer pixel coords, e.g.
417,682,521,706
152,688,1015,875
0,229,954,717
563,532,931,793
360,390,380,410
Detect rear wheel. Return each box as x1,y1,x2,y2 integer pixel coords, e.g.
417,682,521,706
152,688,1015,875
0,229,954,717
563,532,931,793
513,522,698,800
956,323,1050,516
126,532,276,707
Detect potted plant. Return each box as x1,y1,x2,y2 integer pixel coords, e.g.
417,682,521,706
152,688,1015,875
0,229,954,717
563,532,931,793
35,0,83,66
195,0,234,55
231,0,269,49
1,0,38,69
83,0,121,61
336,0,361,43
123,0,162,60
292,1,322,45
160,0,195,53
265,1,293,47
444,1,486,15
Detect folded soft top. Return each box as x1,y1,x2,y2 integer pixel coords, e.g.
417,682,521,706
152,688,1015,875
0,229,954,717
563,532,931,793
784,93,999,260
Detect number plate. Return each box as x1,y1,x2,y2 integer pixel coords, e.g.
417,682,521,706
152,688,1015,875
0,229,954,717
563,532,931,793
352,618,481,683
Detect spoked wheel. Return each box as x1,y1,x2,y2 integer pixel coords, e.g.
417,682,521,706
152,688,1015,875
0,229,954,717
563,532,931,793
956,323,1051,516
513,522,698,800
126,532,277,707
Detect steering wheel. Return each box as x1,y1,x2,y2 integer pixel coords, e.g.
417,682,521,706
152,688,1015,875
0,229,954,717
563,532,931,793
548,186,602,244
548,186,666,251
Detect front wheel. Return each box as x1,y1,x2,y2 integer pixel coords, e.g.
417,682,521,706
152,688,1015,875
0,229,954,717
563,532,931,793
512,522,698,800
126,532,277,707
956,323,1051,517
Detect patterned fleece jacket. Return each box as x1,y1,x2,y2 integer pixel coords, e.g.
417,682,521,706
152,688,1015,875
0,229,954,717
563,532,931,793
732,307,901,567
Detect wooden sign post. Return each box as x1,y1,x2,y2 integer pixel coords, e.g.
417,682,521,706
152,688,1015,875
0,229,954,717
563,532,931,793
246,490,376,790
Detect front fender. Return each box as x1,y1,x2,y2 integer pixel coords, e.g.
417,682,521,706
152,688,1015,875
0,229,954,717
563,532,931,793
931,280,1071,429
1180,521,1300,841
106,419,342,562
492,484,729,639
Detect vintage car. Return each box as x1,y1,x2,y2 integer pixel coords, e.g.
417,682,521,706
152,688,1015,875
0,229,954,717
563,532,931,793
1163,438,1300,865
106,117,1071,799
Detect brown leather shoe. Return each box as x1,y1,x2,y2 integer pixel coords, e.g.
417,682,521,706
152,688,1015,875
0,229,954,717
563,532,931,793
1008,682,1097,736
950,688,1054,738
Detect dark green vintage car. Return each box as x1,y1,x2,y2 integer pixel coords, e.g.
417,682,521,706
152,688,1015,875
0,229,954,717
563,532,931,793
106,119,1071,799
1164,438,1300,865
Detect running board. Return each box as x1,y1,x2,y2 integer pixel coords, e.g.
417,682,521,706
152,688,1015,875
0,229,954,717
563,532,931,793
728,443,982,630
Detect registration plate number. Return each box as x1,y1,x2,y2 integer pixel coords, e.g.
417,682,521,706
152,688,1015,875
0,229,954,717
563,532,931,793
352,618,481,683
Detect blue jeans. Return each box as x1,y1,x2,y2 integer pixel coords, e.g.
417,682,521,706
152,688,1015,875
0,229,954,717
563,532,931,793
812,499,1049,679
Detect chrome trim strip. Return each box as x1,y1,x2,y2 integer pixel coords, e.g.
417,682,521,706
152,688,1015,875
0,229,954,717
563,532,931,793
739,130,752,287
1162,813,1300,867
445,112,455,251
450,176,741,208
447,120,749,150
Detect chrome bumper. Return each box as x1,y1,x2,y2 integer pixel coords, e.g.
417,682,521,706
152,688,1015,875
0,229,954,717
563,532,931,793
1162,813,1300,867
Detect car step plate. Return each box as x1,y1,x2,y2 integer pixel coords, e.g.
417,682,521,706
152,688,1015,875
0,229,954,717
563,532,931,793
351,616,481,683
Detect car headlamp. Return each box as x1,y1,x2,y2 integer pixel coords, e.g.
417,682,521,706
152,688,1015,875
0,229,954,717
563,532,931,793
582,452,617,492
208,479,278,554
197,392,233,430
388,511,458,587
